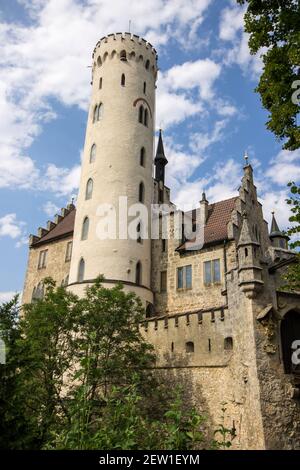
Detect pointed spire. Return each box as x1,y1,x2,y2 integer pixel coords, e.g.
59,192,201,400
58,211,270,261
238,211,259,247
270,211,280,235
154,129,168,183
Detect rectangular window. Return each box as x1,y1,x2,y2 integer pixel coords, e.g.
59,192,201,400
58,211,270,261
204,259,221,285
65,241,73,262
38,249,48,269
162,239,167,252
160,271,167,292
177,265,192,290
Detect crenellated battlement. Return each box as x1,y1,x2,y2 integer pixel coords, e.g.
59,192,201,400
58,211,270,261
92,32,158,79
29,203,75,247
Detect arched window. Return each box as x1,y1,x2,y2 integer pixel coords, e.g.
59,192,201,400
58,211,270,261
144,108,148,127
139,182,145,203
99,77,102,89
103,52,108,61
129,51,136,60
93,105,98,123
224,337,233,350
90,144,96,163
78,258,85,282
97,103,103,120
85,178,93,200
81,217,89,240
136,261,142,285
146,303,155,318
121,73,125,86
140,147,145,166
111,50,117,59
186,341,194,353
138,54,143,62
97,56,102,67
145,59,150,70
120,50,127,61
281,310,300,374
138,105,144,123
143,82,146,94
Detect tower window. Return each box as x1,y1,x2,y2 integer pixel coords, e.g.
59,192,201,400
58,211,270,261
160,271,167,292
111,50,117,59
137,222,142,244
81,217,89,240
224,337,233,350
138,182,145,203
99,77,102,89
78,258,85,282
121,74,125,86
136,261,142,285
90,143,96,163
245,247,248,257
103,52,108,61
97,56,102,67
93,105,98,123
120,50,127,61
140,147,145,166
97,103,103,120
143,82,146,94
145,59,150,70
144,108,148,127
85,178,93,200
138,105,144,123
162,239,167,252
186,341,194,353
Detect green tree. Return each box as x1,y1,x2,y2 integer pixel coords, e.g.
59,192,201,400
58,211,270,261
237,0,300,150
282,182,300,291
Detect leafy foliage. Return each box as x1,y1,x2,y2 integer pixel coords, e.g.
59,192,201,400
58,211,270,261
237,0,300,150
0,277,235,450
282,182,300,291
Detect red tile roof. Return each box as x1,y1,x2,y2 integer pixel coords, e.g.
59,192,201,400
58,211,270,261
178,196,237,251
32,208,76,247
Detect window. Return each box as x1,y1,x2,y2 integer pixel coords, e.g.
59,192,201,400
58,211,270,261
162,239,167,252
186,341,194,353
138,105,144,123
160,271,167,292
121,74,125,86
245,247,248,257
93,105,98,123
280,310,300,374
97,56,102,67
144,108,148,126
78,258,85,282
81,217,89,240
137,222,142,244
140,147,145,166
136,261,142,285
177,265,192,290
85,178,93,200
38,250,48,269
65,241,72,262
120,50,127,61
99,77,102,89
224,337,233,350
145,59,150,70
90,143,96,163
204,259,221,285
143,81,146,94
139,182,145,203
97,103,103,120
32,281,44,301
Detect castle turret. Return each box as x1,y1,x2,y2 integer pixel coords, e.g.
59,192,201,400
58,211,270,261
269,211,289,249
68,33,157,304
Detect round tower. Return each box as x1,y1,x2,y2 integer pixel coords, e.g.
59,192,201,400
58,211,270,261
68,33,157,305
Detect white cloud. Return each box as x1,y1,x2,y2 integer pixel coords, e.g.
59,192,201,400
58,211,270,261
0,0,216,190
162,58,221,100
266,149,300,186
0,213,28,247
43,201,60,217
190,120,228,152
219,3,245,41
0,291,19,304
43,163,81,196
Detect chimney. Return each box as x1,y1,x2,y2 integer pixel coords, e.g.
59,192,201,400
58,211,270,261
200,192,208,226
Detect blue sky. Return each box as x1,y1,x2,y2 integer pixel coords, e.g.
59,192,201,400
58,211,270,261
0,0,299,301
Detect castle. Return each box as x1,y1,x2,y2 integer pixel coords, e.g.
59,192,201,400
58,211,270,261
22,33,300,450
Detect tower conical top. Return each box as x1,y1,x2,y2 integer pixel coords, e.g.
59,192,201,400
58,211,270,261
270,211,280,235
154,129,168,183
154,129,168,164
